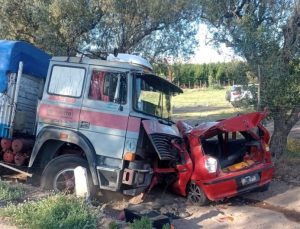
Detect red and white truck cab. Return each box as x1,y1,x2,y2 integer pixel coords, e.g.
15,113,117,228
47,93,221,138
28,53,183,195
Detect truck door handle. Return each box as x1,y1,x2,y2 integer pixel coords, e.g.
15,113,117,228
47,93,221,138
80,121,90,129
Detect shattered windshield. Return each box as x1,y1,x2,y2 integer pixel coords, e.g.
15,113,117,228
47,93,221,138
133,74,172,120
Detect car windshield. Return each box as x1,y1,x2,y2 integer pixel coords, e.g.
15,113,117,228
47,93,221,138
133,74,172,120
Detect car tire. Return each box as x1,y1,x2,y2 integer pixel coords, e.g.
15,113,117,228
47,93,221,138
41,154,95,195
187,182,209,206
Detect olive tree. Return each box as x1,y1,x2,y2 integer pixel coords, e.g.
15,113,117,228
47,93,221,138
0,0,200,60
199,0,300,159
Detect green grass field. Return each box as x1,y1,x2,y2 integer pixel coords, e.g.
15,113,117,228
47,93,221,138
172,88,253,122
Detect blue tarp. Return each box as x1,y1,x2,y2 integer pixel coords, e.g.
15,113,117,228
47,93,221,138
0,40,51,93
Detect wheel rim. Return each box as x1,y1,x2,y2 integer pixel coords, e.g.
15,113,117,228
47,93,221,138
53,168,76,193
187,183,204,204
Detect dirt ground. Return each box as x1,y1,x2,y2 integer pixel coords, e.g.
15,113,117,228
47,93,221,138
1,180,299,229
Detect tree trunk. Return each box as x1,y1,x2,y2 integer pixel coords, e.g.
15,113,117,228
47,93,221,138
270,109,300,161
270,122,289,160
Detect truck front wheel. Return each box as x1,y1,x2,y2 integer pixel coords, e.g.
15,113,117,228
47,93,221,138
41,155,94,194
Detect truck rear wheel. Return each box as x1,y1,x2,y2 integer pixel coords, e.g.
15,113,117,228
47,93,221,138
41,155,95,195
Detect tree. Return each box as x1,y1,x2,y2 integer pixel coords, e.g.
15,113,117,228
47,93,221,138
0,0,201,60
0,0,103,55
199,0,300,159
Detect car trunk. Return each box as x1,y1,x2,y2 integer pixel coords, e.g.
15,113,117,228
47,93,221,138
201,131,265,171
191,112,268,172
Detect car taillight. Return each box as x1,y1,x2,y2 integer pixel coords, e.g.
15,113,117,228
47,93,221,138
204,157,218,173
264,144,270,152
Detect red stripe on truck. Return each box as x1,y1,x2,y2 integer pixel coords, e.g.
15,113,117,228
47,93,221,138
39,104,80,122
80,110,128,130
39,104,140,133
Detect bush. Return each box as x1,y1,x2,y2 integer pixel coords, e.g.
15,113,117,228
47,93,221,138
0,194,97,229
0,181,25,202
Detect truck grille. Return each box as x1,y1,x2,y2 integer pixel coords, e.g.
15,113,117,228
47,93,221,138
150,133,181,161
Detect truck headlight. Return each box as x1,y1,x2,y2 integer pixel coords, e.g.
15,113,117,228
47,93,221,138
205,157,218,173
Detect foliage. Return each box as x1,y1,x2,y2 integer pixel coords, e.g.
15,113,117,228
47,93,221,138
154,61,250,87
0,181,25,202
0,194,97,229
0,0,103,55
109,221,120,229
199,0,300,158
0,0,201,60
130,216,152,229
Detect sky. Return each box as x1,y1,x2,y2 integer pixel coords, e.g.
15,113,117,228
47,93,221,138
189,24,243,64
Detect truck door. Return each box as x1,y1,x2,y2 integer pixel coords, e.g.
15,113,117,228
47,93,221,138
38,64,86,130
79,67,129,160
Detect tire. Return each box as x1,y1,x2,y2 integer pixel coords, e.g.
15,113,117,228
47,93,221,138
187,182,209,206
41,154,95,195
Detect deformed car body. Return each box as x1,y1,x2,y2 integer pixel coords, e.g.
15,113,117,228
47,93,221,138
171,112,274,205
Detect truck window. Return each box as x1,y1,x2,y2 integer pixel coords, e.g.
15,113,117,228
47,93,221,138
48,66,85,97
88,70,127,104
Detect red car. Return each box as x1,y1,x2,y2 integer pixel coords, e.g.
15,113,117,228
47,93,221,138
171,112,274,205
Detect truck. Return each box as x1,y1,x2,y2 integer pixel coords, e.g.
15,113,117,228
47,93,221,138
0,40,273,205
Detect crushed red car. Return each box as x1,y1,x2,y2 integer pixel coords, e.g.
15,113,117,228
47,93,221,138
148,112,274,205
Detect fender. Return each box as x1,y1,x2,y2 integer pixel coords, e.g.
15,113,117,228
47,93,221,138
29,126,98,185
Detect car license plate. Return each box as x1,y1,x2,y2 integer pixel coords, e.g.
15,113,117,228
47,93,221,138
241,174,260,186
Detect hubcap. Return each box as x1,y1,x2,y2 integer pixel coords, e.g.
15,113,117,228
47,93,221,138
53,168,76,193
187,183,204,203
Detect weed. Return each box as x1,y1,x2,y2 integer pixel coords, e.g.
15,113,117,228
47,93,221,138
109,221,120,229
130,216,152,229
0,194,97,229
0,181,25,202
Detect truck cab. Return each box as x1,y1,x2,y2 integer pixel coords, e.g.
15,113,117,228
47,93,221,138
29,53,183,195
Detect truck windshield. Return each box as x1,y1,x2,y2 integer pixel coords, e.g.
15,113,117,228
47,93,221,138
133,74,172,120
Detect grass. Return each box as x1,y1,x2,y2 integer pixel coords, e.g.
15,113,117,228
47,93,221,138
173,88,253,121
0,194,97,229
130,216,152,229
287,138,300,156
0,181,25,202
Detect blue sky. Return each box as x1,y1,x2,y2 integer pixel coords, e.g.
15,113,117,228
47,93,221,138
190,24,243,64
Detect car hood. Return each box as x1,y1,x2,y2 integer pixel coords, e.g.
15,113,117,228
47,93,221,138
191,112,267,137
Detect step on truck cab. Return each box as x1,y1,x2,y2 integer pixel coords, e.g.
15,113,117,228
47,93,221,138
28,53,184,195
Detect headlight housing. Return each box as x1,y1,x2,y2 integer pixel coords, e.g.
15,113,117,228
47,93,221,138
204,157,218,173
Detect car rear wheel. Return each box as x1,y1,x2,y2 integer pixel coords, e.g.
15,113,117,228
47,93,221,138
41,155,95,195
187,182,209,206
